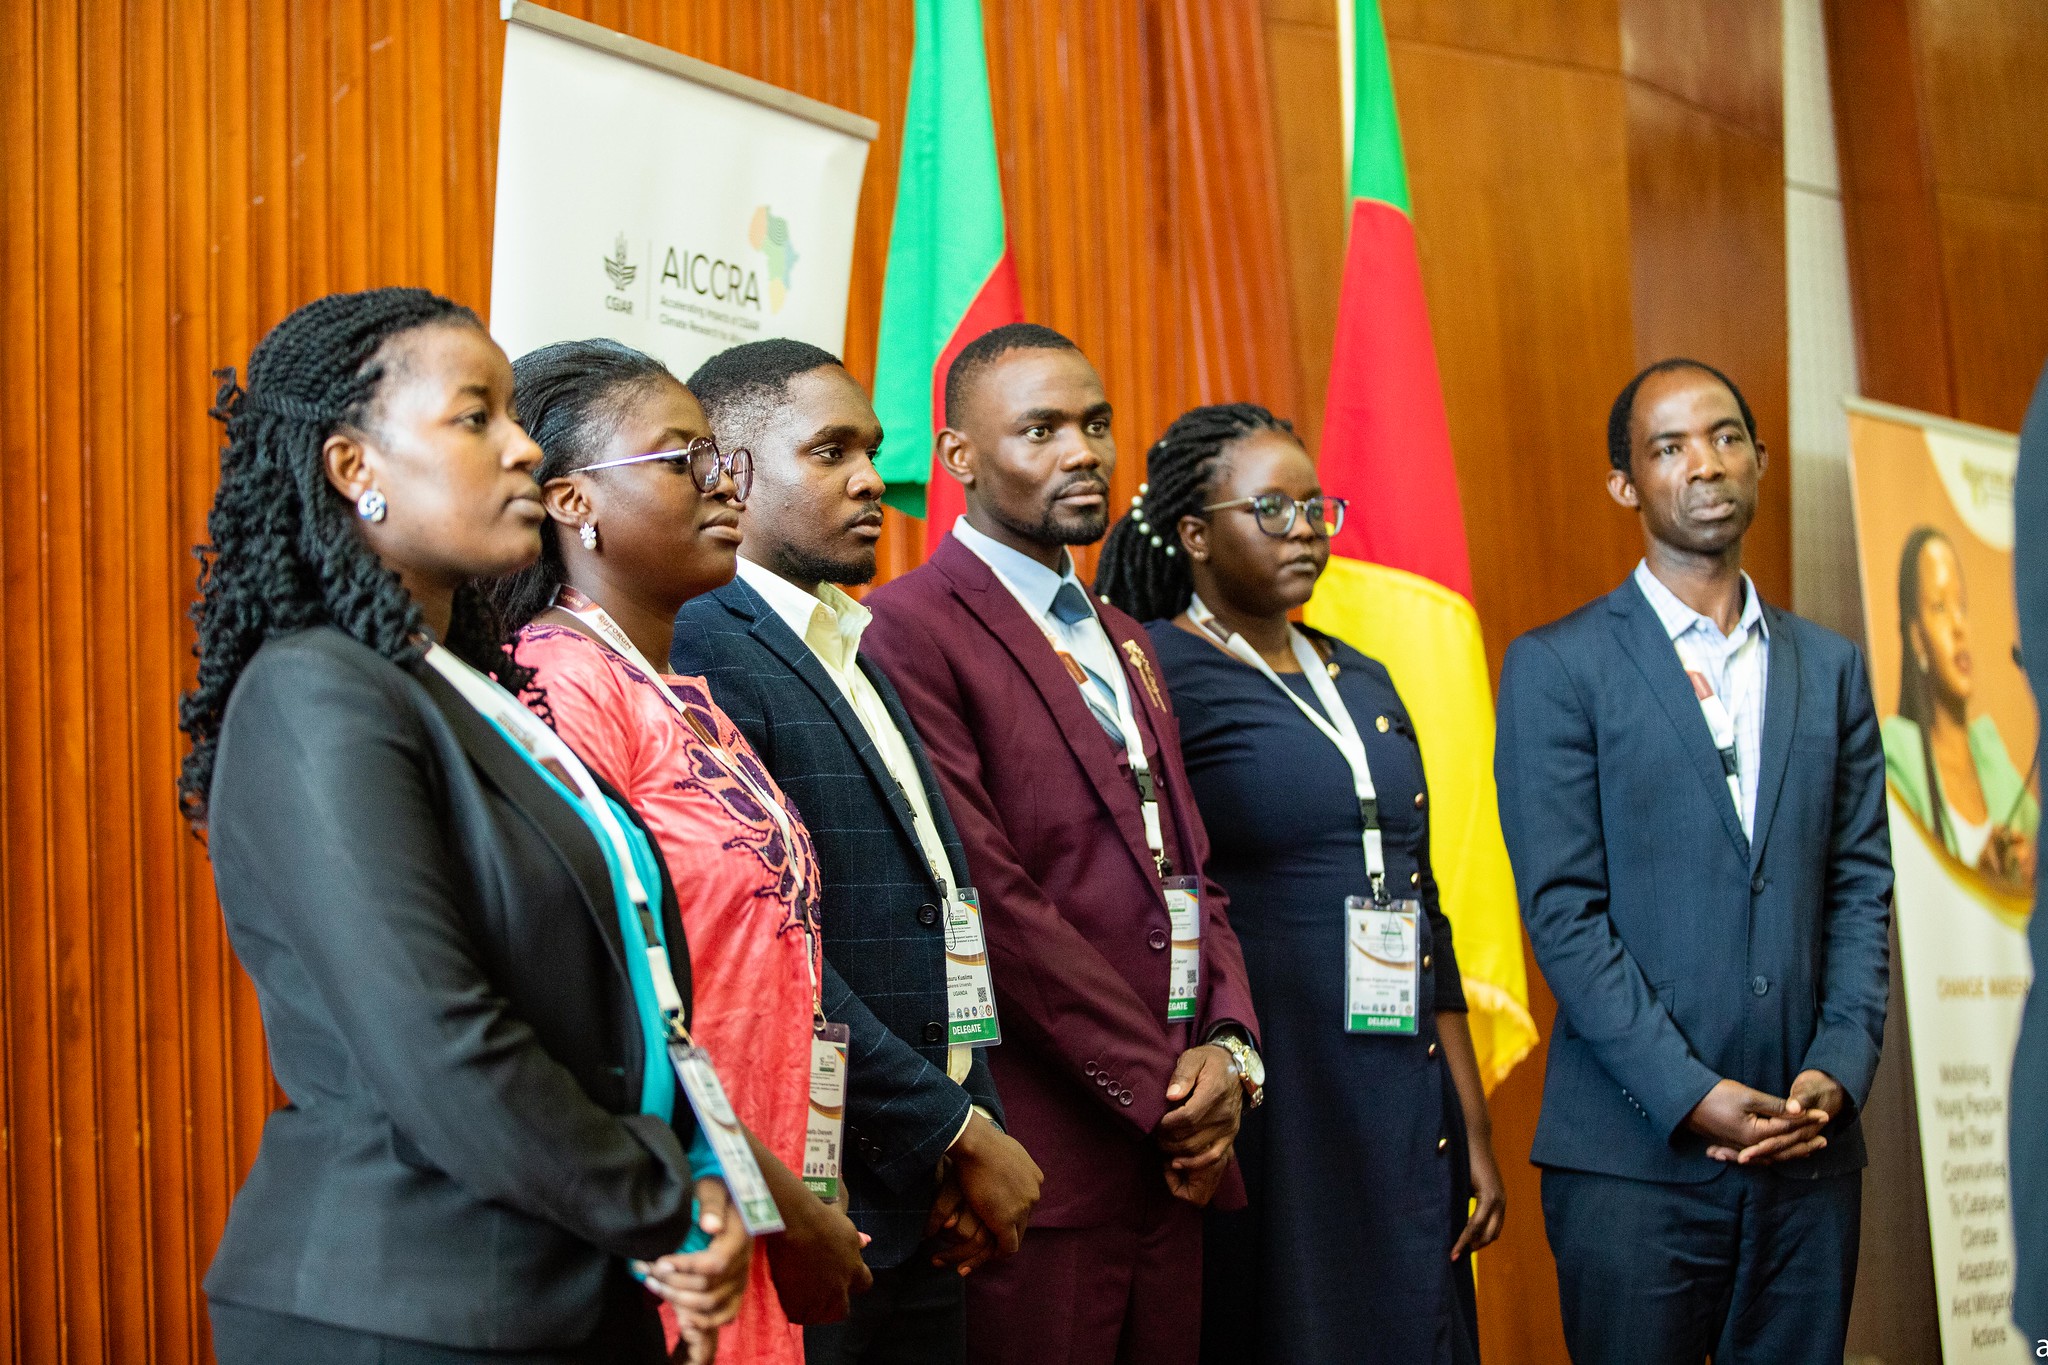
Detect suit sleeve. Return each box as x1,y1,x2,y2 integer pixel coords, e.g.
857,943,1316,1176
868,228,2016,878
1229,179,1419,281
672,620,983,1190
1798,644,1893,1111
209,647,699,1260
1495,634,1722,1138
866,603,1186,1137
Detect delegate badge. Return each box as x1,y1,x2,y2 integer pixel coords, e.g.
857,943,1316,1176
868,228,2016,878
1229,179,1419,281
669,1042,786,1234
1345,895,1420,1036
944,887,1001,1047
802,1021,851,1202
1165,876,1202,1022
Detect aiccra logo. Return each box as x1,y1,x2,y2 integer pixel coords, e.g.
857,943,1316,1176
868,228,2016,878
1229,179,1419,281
748,205,799,314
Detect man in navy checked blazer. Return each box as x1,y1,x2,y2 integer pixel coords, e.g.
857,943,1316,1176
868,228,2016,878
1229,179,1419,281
674,340,1043,1365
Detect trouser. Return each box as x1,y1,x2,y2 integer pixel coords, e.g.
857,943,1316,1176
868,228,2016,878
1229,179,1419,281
966,1182,1203,1365
804,1249,968,1365
1541,1164,1861,1365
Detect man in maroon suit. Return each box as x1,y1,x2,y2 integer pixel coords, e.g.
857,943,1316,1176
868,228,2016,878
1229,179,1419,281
864,323,1263,1365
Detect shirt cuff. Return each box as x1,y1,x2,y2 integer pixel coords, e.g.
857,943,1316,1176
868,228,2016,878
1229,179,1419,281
948,1104,998,1150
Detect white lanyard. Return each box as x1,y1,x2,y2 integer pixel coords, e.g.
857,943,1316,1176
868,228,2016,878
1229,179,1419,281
984,564,1171,877
1676,626,1759,822
1187,596,1388,901
549,588,823,1017
419,642,692,1037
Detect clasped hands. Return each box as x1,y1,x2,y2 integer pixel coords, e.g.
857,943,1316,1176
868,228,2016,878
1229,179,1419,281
1684,1069,1847,1165
1155,1042,1243,1206
633,1176,752,1365
926,1109,1045,1276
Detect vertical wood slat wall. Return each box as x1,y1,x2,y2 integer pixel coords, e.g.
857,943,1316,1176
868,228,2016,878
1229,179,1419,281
0,2,1298,1360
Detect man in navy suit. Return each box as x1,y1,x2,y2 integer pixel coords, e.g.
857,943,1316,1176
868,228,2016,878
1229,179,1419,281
2009,360,2048,1343
674,339,1043,1365
1495,359,1892,1364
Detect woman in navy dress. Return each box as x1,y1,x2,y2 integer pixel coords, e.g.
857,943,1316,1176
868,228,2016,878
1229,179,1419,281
1094,404,1505,1365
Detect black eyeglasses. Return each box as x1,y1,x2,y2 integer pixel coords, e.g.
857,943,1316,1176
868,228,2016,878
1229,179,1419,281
582,436,754,501
1202,493,1347,538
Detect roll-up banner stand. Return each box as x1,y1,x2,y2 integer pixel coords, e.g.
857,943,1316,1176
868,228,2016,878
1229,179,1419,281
490,1,876,377
1845,396,2040,1363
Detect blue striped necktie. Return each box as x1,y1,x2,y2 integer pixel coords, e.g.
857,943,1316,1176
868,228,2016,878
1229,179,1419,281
1048,582,1126,745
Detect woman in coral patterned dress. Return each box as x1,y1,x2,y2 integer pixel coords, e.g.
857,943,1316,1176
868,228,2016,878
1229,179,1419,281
489,338,871,1365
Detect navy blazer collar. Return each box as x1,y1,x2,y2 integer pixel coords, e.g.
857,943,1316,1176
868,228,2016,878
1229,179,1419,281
1604,576,1801,871
704,575,963,895
929,534,1188,883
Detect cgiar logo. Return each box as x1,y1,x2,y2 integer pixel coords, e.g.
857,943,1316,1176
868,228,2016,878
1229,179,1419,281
748,206,799,313
603,232,637,292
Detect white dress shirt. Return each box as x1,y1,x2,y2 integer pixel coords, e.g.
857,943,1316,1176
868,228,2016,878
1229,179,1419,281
734,557,978,1091
1633,561,1771,838
951,516,1127,729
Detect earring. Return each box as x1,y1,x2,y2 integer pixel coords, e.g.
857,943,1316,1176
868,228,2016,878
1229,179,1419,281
579,522,599,551
356,489,387,523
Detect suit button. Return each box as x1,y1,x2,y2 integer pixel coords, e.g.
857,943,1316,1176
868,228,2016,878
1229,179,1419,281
918,903,941,927
1751,975,1770,997
1750,873,1767,894
1414,792,1426,809
924,1022,944,1043
1427,1042,1439,1058
1096,1074,1110,1087
1119,1090,1133,1107
1148,928,1168,951
1422,954,1432,969
1410,872,1421,887
1436,1136,1448,1153
1085,1061,1099,1077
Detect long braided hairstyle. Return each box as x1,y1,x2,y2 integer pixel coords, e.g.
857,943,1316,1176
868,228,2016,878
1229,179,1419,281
177,287,538,826
1896,524,1960,849
1094,403,1298,622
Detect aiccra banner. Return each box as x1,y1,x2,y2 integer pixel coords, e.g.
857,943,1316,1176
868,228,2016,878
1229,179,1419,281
489,3,874,378
1846,397,2040,1363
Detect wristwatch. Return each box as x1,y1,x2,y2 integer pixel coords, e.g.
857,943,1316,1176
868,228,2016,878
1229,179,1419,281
1211,1033,1266,1109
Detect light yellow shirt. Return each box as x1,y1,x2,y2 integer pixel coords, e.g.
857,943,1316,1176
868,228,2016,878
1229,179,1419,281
735,558,978,1094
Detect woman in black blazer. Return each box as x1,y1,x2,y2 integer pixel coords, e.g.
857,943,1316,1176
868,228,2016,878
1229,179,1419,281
179,289,748,1364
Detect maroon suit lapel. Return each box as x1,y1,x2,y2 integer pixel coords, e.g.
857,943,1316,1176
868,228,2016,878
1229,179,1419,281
931,536,1165,885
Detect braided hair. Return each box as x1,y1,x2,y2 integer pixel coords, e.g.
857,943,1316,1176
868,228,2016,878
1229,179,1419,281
177,287,536,826
1896,524,1960,849
1093,403,1297,623
482,338,681,632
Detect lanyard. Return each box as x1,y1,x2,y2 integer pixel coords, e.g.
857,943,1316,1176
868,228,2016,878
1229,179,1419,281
419,643,694,1041
1676,626,1760,822
550,588,823,1020
983,564,1171,878
1187,595,1388,902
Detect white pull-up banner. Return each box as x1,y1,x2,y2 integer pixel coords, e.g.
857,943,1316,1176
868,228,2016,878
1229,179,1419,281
490,2,875,376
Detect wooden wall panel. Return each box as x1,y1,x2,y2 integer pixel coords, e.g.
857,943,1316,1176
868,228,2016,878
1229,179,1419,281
0,2,1298,1360
1828,0,2048,432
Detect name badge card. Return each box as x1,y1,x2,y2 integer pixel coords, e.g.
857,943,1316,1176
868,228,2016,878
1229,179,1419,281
1165,876,1202,1022
1345,896,1420,1036
944,887,1001,1047
669,1042,786,1234
803,1021,851,1202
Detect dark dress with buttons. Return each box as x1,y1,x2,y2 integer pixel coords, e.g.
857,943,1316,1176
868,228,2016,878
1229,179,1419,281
1146,622,1479,1365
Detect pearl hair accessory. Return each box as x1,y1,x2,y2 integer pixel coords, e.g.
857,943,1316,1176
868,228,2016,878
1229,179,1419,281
1128,482,1176,556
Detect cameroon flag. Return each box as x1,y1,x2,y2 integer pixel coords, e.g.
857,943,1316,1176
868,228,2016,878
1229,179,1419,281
872,0,1022,553
1303,0,1535,1091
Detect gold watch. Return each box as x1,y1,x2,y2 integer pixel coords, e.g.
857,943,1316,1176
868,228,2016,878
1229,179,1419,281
1212,1033,1265,1108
